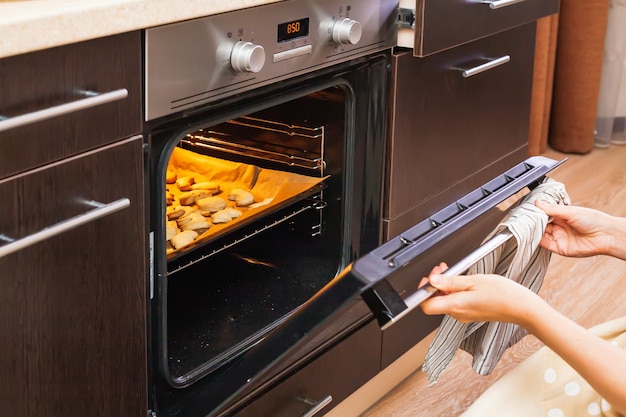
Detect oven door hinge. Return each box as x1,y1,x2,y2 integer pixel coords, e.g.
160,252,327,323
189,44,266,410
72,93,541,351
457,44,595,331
396,5,416,49
397,7,415,29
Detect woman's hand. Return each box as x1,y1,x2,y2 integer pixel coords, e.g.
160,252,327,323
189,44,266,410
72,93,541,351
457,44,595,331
535,200,626,259
419,268,540,326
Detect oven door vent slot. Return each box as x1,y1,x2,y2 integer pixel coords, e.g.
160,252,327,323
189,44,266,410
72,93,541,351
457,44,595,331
182,116,326,173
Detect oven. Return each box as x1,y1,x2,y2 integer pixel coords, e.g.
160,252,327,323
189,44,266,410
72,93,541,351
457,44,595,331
143,1,562,416
145,1,395,415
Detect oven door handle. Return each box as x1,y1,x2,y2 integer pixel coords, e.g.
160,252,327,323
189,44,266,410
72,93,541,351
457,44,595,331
358,156,566,328
379,230,513,330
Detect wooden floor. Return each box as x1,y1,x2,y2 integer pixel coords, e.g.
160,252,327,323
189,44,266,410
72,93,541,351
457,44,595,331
362,143,626,417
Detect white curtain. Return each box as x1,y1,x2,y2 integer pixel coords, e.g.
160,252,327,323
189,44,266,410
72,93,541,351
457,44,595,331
595,0,626,147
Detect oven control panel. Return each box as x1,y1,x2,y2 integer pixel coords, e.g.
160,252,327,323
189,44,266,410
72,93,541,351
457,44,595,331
145,0,398,120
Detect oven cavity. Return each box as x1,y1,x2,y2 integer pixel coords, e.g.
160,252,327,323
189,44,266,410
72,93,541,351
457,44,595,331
161,87,351,385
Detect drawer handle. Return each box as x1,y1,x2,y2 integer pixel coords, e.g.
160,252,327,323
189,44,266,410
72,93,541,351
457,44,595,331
0,88,128,133
297,395,333,417
460,55,511,78
0,198,130,258
380,231,514,330
480,0,527,9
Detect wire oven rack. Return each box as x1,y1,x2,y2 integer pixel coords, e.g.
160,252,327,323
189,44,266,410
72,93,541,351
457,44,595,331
181,116,326,173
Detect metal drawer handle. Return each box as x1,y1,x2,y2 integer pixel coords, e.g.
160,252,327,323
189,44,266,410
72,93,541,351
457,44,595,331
480,0,527,9
461,55,511,78
0,88,128,133
0,198,130,258
298,395,333,417
381,230,514,330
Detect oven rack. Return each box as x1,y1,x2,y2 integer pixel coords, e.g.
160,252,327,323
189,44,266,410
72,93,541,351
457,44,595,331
183,116,326,172
167,195,326,276
181,134,324,172
226,116,324,139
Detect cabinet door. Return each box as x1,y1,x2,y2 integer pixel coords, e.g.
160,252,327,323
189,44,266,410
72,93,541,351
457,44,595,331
0,31,142,179
0,137,146,417
385,23,536,239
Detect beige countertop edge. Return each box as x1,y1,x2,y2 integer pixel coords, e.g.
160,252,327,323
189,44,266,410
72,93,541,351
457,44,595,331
0,0,285,59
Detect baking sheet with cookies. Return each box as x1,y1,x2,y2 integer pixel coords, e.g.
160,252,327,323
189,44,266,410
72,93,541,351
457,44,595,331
165,147,326,258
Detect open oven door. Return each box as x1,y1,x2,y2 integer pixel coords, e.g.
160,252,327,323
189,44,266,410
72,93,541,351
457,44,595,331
199,155,564,416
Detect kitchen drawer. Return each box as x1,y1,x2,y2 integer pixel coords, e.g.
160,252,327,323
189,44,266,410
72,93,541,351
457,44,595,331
0,31,142,179
385,23,536,239
400,0,558,56
232,319,381,417
0,136,146,416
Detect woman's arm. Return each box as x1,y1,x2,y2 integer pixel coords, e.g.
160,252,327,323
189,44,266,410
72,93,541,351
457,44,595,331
524,297,626,412
422,272,626,412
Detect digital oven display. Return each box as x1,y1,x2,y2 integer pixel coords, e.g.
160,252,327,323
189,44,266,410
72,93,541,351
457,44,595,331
277,17,310,42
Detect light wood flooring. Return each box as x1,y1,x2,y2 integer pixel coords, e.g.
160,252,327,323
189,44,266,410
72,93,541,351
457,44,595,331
362,143,626,417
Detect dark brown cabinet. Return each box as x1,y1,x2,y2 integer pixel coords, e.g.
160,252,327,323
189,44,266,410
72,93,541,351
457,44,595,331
0,137,146,417
0,32,146,417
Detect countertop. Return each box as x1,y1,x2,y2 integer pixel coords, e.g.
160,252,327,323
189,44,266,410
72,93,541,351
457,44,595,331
0,0,284,59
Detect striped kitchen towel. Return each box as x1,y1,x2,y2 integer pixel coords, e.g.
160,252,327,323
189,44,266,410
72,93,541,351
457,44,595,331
422,177,571,384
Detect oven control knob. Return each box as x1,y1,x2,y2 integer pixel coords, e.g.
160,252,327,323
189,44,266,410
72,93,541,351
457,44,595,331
230,41,266,73
332,18,362,45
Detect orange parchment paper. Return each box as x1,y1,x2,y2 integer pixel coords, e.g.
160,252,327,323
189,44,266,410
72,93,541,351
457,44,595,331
166,147,326,256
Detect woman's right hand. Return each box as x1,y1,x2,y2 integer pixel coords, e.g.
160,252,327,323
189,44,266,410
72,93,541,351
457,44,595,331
535,200,624,259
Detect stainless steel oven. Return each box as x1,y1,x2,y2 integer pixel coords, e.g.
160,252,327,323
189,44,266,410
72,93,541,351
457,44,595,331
145,1,395,415
143,1,562,416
